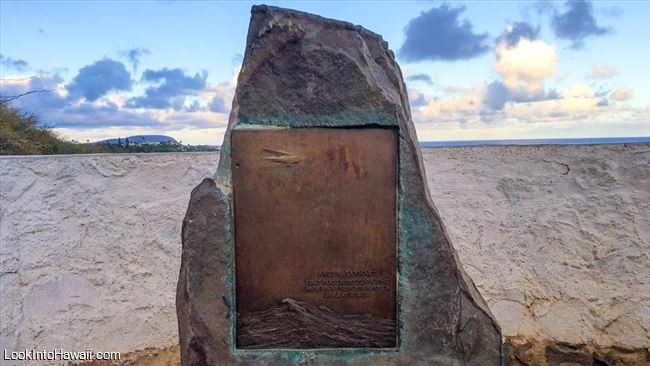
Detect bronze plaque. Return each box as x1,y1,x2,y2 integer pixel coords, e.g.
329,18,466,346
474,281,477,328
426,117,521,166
232,128,397,349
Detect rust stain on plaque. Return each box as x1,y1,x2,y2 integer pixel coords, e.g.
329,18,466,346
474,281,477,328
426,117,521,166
232,128,397,349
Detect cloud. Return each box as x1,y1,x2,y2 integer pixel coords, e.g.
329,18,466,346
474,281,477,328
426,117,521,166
406,73,435,86
67,59,132,102
55,105,158,128
487,27,558,111
416,86,482,125
552,0,611,48
414,80,648,131
562,84,594,98
410,94,427,108
484,81,509,110
184,100,205,113
609,86,633,101
208,95,227,113
399,4,489,62
49,98,225,130
407,87,428,108
496,22,540,48
587,64,618,79
0,73,68,110
495,38,558,93
44,98,222,130
127,68,207,109
443,85,469,95
26,74,69,108
202,74,237,114
0,54,29,71
483,80,560,111
1,63,234,138
531,1,556,16
120,47,150,73
504,84,622,122
598,6,623,18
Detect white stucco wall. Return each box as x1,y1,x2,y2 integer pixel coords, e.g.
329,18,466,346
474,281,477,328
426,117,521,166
1,144,648,358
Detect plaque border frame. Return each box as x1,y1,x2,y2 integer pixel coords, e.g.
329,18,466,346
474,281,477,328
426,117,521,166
230,126,401,353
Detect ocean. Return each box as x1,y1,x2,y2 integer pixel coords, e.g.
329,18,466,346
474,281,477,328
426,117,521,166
419,136,650,147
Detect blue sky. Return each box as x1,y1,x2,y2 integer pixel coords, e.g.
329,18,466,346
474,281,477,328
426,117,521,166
1,0,648,144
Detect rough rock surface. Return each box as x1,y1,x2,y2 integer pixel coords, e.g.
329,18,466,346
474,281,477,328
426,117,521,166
1,144,648,365
177,5,501,365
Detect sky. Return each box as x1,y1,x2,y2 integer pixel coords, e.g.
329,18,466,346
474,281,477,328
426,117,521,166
1,0,649,145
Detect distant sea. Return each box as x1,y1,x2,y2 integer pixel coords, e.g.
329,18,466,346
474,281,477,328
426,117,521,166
420,137,650,147
210,137,650,150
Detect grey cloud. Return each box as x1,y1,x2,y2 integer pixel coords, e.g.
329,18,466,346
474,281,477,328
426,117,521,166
67,58,132,101
410,94,427,108
53,105,162,128
2,74,67,110
483,81,560,110
552,0,611,49
549,111,568,118
399,4,489,62
2,70,221,131
479,109,502,124
596,98,608,107
484,81,509,110
185,100,206,113
598,6,623,18
1,74,151,129
532,1,556,16
0,54,29,71
496,22,540,47
406,73,435,85
121,47,150,73
127,68,207,110
208,95,228,113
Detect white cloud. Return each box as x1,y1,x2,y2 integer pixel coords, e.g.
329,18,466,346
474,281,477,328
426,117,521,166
562,84,595,99
416,86,482,124
494,39,558,93
410,81,649,140
609,86,633,101
54,125,226,146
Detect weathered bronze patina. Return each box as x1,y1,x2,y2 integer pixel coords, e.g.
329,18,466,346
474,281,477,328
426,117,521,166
232,128,397,349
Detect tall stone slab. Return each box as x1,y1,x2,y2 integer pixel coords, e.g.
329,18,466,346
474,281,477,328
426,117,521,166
177,5,502,365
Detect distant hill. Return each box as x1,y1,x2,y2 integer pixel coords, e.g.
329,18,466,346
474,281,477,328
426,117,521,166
97,135,178,145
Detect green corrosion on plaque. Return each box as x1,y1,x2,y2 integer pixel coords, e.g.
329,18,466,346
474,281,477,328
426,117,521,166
236,110,398,128
232,348,401,364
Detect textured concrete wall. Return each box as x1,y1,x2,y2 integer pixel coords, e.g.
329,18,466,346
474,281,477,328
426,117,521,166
422,144,649,352
1,144,648,357
0,153,218,356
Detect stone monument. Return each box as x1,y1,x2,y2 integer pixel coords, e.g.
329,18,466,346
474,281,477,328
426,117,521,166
177,5,502,365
